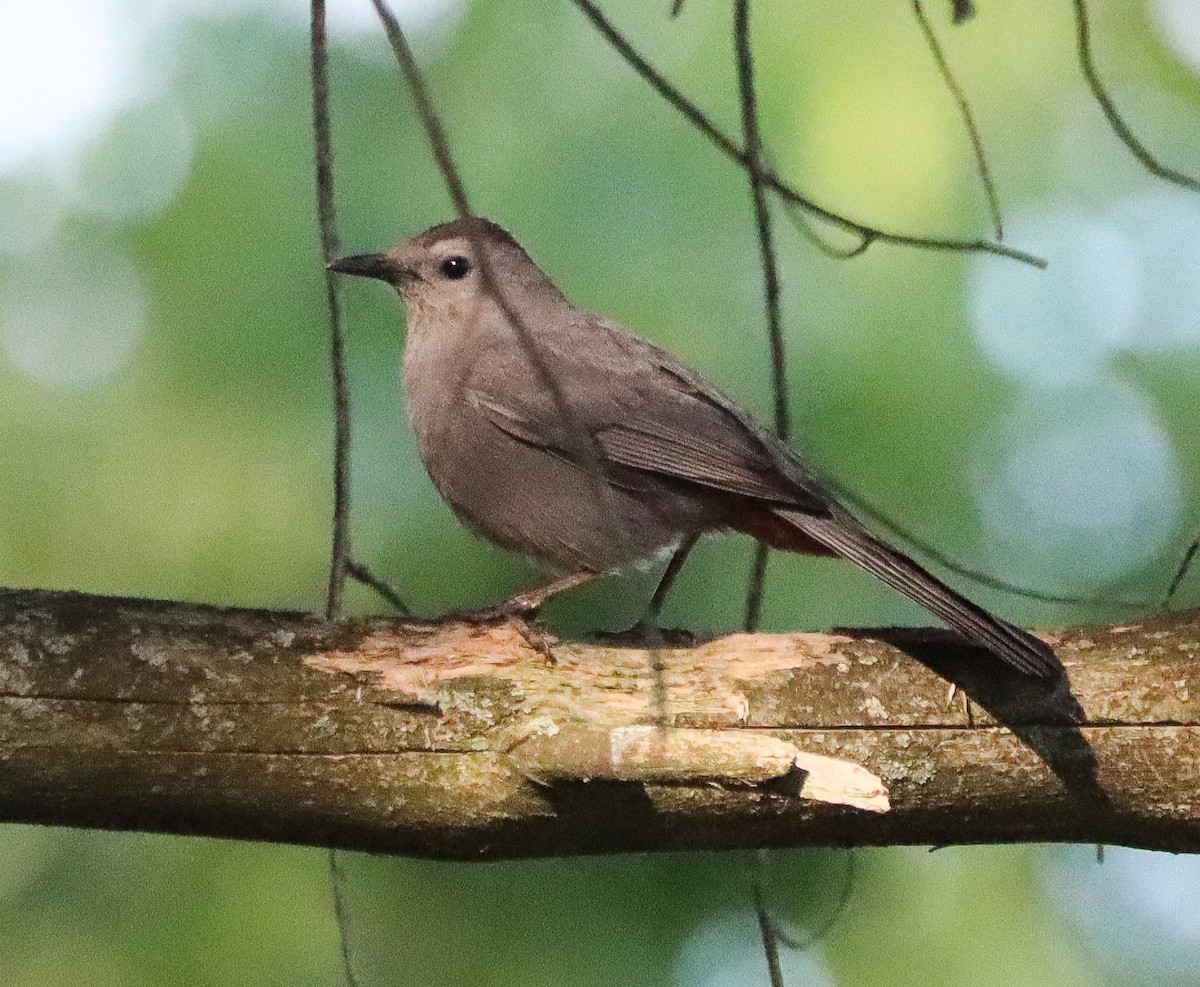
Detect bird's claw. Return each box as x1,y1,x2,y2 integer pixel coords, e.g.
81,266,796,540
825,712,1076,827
450,603,556,664
594,621,696,648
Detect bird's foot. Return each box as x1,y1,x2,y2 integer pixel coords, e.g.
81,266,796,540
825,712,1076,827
449,599,557,664
594,619,696,648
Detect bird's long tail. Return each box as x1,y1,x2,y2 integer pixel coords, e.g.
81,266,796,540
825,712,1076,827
773,508,1063,679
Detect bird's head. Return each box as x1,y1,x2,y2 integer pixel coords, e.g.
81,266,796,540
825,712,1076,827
329,217,562,320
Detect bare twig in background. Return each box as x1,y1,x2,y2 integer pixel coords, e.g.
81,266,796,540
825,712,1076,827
1073,0,1200,194
567,0,1047,269
749,849,856,985
911,0,1004,241
309,5,364,983
734,0,787,633
346,559,412,615
310,6,404,982
569,0,1134,634
367,0,471,216
832,480,1157,611
780,194,871,259
309,0,352,621
327,847,361,987
753,879,787,987
311,1,412,620
733,5,789,446
789,853,857,950
1164,534,1200,611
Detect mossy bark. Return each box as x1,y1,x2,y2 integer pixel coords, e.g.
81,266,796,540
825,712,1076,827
1,588,1198,858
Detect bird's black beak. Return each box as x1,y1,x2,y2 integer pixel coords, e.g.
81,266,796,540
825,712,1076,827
327,253,405,283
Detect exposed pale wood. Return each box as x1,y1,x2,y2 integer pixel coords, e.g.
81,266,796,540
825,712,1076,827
1,587,1198,858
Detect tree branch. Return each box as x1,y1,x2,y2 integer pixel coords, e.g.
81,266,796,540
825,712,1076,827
1,588,1198,858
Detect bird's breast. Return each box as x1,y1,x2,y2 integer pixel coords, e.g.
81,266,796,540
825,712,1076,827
397,310,711,574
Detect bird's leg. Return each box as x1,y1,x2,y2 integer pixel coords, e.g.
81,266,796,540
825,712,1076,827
495,571,599,615
453,571,599,663
454,571,599,621
597,535,700,646
642,534,699,634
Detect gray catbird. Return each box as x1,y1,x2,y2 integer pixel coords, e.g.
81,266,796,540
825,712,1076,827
331,217,1061,680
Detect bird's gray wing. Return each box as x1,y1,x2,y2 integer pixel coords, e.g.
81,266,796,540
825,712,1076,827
466,317,830,513
592,417,787,499
593,356,829,510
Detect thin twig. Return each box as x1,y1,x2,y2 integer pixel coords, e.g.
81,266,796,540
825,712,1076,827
1163,534,1200,611
310,10,378,983
1073,0,1200,194
784,852,857,950
752,880,787,987
831,479,1156,610
368,0,471,216
911,0,1004,241
314,3,413,622
749,850,857,986
566,0,1047,269
735,3,788,442
327,847,361,987
310,0,352,621
781,195,871,259
735,0,787,633
346,559,411,615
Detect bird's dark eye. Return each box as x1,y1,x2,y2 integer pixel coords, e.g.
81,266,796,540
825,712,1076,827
440,256,471,280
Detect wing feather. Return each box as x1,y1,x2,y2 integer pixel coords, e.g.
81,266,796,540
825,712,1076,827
465,317,829,513
596,419,794,501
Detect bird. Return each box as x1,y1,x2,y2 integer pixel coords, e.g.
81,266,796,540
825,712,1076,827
330,216,1062,680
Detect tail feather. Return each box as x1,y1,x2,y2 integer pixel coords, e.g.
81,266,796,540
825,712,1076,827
777,509,1063,680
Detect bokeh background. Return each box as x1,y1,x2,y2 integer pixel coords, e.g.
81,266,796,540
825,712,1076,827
2,0,1200,983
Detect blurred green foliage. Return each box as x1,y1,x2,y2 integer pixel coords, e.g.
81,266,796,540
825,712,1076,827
2,0,1200,984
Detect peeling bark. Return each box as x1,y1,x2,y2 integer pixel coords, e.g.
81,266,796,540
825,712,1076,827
1,587,1198,858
